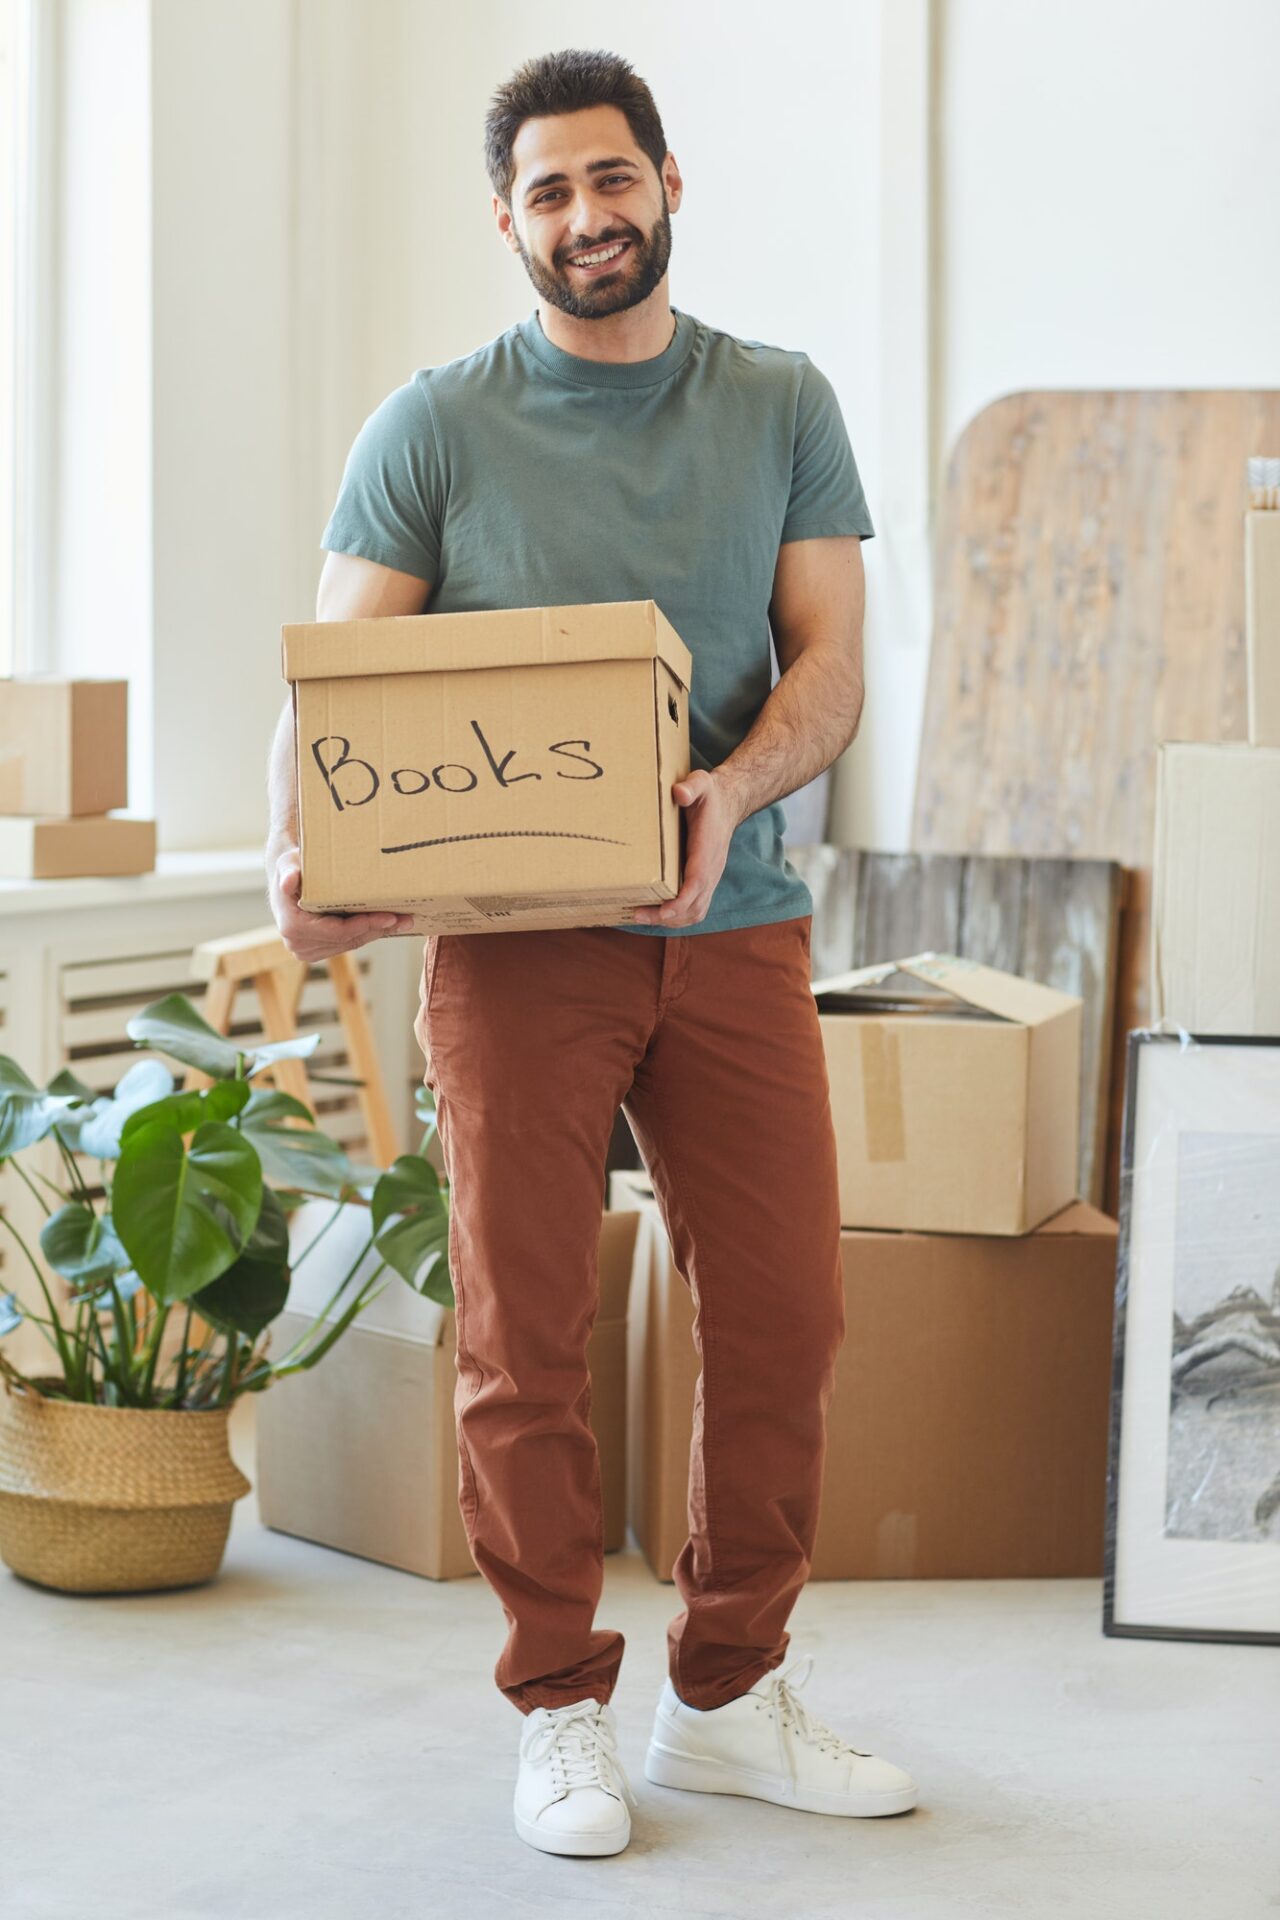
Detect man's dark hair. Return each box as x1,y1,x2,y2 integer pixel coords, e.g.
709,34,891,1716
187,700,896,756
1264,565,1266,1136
484,49,668,208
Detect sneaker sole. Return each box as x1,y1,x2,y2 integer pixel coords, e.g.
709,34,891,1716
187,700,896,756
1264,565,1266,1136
514,1809,631,1856
644,1740,917,1817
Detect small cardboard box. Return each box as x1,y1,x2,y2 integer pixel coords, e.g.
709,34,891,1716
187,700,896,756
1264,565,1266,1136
256,1202,637,1578
281,600,691,935
1245,510,1280,746
610,1169,1118,1582
1151,741,1280,1033
0,814,156,879
0,676,128,816
812,952,1082,1234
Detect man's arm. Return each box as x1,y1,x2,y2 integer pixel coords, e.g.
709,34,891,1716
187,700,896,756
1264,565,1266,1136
629,535,865,928
266,551,432,960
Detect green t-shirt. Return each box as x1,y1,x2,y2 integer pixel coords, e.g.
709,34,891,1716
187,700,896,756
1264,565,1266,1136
320,304,874,936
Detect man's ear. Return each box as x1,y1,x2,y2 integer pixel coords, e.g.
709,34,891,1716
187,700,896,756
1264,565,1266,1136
494,196,520,253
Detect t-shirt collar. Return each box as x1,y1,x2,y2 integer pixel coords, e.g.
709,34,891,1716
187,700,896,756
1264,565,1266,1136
517,305,695,389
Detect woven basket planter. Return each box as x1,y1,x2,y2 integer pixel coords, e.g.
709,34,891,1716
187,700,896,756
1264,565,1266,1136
0,1376,251,1594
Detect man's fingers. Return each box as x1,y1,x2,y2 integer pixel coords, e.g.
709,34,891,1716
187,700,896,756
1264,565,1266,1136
274,896,413,962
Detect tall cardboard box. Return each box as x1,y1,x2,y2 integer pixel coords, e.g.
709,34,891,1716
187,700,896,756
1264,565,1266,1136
1150,742,1280,1033
257,1204,637,1577
1245,509,1280,745
0,677,128,816
610,1170,1118,1582
813,952,1081,1234
281,601,691,935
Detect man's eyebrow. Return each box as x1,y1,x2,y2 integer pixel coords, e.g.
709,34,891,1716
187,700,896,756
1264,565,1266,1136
523,157,637,200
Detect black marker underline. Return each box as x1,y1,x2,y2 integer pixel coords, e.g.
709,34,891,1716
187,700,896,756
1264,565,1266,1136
380,829,629,854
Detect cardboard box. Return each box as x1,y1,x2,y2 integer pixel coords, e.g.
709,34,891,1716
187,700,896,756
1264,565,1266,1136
0,814,156,879
256,1202,637,1579
281,600,691,935
1150,741,1280,1033
0,677,128,815
812,952,1082,1234
610,1169,1118,1581
1245,510,1280,745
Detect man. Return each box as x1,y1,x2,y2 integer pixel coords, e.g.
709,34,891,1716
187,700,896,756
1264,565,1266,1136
266,47,917,1859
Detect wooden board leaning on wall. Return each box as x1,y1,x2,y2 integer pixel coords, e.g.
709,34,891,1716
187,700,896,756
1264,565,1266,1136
910,389,1278,1209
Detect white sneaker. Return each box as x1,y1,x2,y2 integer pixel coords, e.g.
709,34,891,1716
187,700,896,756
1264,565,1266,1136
514,1697,636,1856
644,1654,917,1817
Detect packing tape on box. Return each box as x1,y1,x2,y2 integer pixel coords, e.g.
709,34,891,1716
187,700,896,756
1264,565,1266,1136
862,1023,906,1162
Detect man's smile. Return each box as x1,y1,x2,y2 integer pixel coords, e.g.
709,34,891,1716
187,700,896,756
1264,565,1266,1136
564,238,633,275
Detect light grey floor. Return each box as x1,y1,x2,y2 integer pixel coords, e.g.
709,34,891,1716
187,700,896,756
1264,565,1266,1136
2,1397,1277,1920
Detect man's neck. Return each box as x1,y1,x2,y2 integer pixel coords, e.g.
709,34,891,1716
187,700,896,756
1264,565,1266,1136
535,285,677,365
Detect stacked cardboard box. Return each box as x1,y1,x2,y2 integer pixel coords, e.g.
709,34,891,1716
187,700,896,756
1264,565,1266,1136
256,1202,638,1579
1150,487,1280,1030
0,677,155,878
611,1168,1118,1582
611,953,1118,1582
812,952,1082,1235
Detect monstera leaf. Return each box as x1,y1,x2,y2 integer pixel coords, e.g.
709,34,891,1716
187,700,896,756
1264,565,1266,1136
113,1120,263,1302
126,993,321,1081
371,1155,452,1306
191,1188,291,1338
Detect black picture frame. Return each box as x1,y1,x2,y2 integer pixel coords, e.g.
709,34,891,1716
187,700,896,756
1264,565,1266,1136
1103,1029,1280,1644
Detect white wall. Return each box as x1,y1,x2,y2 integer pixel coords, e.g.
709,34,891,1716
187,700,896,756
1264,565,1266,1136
43,0,1280,856
344,0,888,850
940,0,1280,457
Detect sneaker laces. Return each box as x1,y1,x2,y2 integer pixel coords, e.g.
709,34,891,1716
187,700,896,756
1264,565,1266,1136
524,1699,638,1809
757,1655,871,1790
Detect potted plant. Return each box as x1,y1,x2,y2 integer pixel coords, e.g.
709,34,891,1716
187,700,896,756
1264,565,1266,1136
0,992,450,1595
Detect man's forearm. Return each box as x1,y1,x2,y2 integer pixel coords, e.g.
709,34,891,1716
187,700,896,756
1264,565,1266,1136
715,642,864,829
266,696,299,867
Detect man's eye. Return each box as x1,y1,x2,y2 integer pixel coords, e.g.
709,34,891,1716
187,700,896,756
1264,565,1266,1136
534,176,630,204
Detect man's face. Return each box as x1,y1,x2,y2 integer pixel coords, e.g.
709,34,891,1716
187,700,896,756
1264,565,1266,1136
501,104,676,321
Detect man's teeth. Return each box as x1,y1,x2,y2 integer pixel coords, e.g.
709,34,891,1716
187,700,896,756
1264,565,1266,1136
571,242,627,266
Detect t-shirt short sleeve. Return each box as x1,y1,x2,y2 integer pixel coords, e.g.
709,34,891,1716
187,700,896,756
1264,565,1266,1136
320,374,445,581
779,355,875,545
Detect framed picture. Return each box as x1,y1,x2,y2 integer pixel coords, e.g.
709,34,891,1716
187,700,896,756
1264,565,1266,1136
1104,1031,1280,1643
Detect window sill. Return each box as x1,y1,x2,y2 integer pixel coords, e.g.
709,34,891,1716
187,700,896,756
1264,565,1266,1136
0,846,267,917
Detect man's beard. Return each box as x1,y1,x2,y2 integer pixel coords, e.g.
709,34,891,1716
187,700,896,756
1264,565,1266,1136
514,201,673,321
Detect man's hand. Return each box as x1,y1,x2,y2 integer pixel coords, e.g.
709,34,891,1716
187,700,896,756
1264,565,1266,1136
269,846,415,961
629,769,741,929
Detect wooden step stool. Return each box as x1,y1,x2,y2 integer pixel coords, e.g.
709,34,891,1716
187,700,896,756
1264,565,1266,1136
185,927,400,1167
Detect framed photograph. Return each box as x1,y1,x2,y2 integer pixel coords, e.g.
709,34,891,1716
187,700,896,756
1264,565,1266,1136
1104,1031,1280,1642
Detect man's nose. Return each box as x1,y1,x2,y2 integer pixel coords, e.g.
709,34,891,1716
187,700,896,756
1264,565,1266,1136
567,194,615,244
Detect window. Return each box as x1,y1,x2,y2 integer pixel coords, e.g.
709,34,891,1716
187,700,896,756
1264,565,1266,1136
0,0,41,676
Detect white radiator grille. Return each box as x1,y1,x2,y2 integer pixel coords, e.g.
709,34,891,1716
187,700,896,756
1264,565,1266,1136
55,947,377,1165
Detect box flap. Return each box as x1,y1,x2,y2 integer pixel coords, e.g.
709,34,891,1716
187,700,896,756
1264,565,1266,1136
282,600,692,690
1034,1199,1118,1238
812,959,1010,1021
898,952,1081,1027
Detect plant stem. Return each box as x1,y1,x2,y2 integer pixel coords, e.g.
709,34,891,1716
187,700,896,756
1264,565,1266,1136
216,1331,240,1406
290,1198,346,1269
8,1155,53,1218
0,1212,75,1385
50,1125,95,1205
138,1298,172,1402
